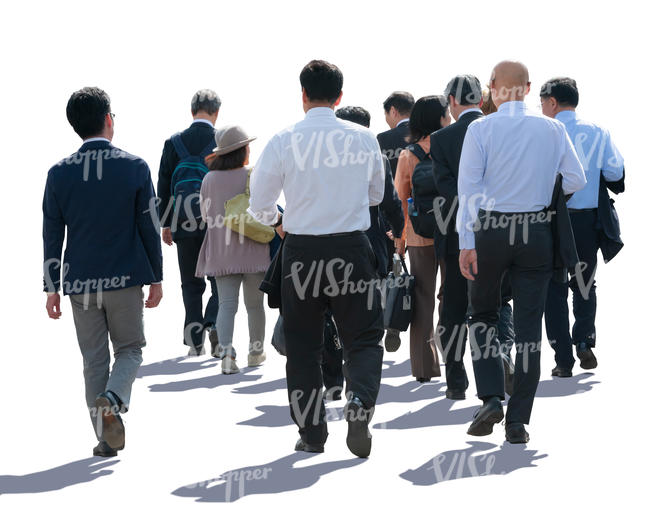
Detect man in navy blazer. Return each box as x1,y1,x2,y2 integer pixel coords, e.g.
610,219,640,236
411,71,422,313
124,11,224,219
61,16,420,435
42,87,163,457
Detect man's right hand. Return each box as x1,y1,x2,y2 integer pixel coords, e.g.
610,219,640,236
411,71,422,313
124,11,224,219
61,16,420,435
146,283,163,308
395,237,406,257
162,227,173,246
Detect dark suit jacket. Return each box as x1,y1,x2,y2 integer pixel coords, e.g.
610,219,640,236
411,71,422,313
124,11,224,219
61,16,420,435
550,175,579,283
377,121,410,179
429,110,484,257
157,121,216,240
598,170,625,263
43,140,163,295
367,157,405,276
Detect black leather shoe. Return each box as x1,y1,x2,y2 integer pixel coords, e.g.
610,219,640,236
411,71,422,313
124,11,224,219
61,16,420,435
95,393,125,450
416,377,431,383
467,397,504,436
551,366,573,377
294,438,324,453
93,441,118,457
503,355,515,397
505,423,529,444
344,397,372,458
576,342,597,370
384,329,401,352
446,389,466,400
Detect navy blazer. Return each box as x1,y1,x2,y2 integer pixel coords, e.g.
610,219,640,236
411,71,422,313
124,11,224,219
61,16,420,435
43,140,163,295
377,122,410,179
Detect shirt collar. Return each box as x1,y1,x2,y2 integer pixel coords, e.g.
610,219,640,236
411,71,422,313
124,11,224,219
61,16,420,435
305,107,336,119
192,118,214,127
555,110,577,122
496,101,527,115
83,137,111,144
458,108,483,119
396,118,409,127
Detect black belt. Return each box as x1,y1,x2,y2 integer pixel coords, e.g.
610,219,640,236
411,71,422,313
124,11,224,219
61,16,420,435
287,230,365,238
568,208,597,213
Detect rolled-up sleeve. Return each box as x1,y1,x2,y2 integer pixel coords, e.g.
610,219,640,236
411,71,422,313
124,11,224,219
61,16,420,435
558,127,587,195
248,136,282,225
456,125,485,250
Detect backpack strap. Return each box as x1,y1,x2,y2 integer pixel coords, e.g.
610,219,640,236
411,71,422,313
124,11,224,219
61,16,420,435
170,133,190,160
407,143,430,162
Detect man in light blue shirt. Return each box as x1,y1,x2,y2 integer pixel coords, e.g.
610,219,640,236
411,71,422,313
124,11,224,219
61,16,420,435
456,61,586,444
541,77,625,376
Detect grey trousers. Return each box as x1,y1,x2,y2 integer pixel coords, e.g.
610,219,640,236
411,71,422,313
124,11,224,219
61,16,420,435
214,272,266,359
69,286,145,434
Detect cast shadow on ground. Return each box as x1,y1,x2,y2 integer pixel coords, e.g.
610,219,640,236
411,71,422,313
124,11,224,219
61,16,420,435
0,457,118,495
535,373,599,397
400,440,547,486
232,377,286,395
148,368,262,393
136,357,218,379
172,452,362,502
238,405,345,427
381,359,412,379
373,397,477,430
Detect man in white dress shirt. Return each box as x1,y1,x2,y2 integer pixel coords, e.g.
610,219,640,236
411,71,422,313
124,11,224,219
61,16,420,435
248,60,385,458
456,61,586,443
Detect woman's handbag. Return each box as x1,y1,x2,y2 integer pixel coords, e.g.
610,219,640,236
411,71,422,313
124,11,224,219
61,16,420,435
224,168,276,243
383,253,415,331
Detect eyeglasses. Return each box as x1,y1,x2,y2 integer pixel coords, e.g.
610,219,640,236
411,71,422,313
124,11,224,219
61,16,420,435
108,112,116,120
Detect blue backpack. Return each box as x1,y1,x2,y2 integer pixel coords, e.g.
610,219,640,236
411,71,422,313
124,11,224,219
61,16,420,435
170,133,214,224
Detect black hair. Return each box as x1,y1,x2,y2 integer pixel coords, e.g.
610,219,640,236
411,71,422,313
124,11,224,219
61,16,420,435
299,60,343,103
191,89,221,115
205,145,248,171
540,77,579,107
66,87,111,139
408,95,448,143
382,91,414,115
335,106,371,128
444,74,482,105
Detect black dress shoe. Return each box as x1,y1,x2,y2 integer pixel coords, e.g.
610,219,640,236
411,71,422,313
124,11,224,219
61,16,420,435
93,440,118,457
384,329,401,352
95,393,125,450
344,397,372,458
551,366,573,377
416,377,431,383
467,397,504,436
505,423,529,444
576,342,597,370
503,355,515,397
446,389,466,400
294,438,324,453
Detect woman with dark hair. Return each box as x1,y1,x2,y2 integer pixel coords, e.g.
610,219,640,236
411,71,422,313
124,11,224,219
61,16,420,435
195,125,270,374
394,95,451,382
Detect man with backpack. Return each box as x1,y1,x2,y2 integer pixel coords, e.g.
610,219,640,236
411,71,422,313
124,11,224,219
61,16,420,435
157,89,221,356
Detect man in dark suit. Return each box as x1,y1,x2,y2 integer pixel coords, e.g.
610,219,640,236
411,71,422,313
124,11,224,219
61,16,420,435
157,90,220,356
377,91,414,179
43,87,163,457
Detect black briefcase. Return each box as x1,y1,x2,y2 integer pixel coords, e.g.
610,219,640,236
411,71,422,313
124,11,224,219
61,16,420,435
259,237,284,309
383,254,415,331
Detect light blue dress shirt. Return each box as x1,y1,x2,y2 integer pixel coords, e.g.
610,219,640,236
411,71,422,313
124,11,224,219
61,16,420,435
554,110,624,209
456,101,586,249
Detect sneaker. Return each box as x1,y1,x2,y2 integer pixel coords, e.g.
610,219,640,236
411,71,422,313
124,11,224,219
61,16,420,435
209,329,220,357
188,344,205,357
212,343,226,359
222,356,240,374
248,352,267,367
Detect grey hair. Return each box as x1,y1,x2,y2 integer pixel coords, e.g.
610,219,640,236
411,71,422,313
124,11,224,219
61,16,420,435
191,89,221,115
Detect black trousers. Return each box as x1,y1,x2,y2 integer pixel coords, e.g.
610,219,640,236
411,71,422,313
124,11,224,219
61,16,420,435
468,211,552,425
438,254,515,392
282,232,384,446
321,311,343,392
545,210,599,369
176,236,219,349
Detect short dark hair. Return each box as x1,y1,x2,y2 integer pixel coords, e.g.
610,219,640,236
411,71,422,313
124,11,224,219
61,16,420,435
66,87,111,139
205,145,248,171
408,95,448,143
444,74,482,105
540,77,579,107
383,91,414,116
300,60,343,103
335,106,371,128
191,89,221,115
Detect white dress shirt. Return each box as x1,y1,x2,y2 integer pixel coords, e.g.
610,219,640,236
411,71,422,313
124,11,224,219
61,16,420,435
248,107,385,235
456,101,586,249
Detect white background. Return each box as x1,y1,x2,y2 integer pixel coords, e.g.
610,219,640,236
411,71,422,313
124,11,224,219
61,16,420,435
0,0,647,512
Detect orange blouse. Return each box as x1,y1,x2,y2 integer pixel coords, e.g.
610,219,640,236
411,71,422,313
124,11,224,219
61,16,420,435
394,138,434,247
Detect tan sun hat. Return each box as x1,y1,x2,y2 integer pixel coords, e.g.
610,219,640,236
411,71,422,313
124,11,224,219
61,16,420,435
212,125,256,155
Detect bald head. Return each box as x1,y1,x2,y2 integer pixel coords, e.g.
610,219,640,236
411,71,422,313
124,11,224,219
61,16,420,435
490,60,531,107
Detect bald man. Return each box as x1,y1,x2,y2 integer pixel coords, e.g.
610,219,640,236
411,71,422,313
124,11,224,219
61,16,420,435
456,61,586,443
